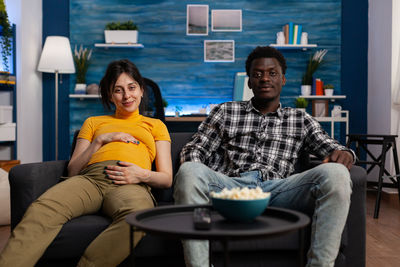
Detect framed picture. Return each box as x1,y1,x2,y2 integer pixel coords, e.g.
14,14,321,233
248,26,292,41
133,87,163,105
187,5,209,35
204,40,235,62
211,9,242,32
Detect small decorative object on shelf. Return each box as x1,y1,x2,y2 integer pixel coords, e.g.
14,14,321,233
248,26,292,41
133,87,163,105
301,49,328,90
175,106,182,117
323,84,334,96
294,97,309,112
86,83,99,95
73,44,92,94
104,20,139,44
301,84,311,96
0,0,12,72
300,32,308,45
276,31,285,45
331,105,342,117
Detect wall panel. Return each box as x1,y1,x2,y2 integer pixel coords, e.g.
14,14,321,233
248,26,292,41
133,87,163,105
69,0,342,143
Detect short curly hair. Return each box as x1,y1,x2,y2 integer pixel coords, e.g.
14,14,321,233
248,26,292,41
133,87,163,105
245,46,287,76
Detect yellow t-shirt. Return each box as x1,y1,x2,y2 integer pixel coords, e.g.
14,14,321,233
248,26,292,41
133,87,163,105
78,109,171,170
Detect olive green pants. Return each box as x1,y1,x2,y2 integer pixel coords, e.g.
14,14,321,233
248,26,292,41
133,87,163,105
0,161,154,267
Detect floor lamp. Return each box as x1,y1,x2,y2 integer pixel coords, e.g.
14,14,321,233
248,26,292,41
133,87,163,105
38,36,75,160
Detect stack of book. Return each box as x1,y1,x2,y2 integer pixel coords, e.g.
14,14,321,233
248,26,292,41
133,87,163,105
282,22,302,45
0,71,16,85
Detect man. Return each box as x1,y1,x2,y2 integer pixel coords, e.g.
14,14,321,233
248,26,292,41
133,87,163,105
173,46,355,267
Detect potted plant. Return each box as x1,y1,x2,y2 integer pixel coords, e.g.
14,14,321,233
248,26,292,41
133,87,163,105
162,98,168,113
73,45,92,94
0,0,12,72
301,49,328,96
104,20,139,44
323,84,334,96
294,97,308,112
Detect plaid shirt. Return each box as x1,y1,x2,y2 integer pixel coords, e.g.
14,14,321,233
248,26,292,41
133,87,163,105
180,100,354,180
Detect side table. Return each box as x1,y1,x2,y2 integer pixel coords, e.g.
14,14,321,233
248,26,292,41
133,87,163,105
126,204,310,267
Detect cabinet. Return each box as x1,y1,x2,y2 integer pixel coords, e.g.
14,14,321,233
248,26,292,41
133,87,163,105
0,24,16,159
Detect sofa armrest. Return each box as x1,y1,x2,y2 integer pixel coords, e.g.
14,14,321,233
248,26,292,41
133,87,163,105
9,160,69,229
344,165,367,267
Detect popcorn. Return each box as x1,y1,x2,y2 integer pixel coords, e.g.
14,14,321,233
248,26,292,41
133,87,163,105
210,186,270,200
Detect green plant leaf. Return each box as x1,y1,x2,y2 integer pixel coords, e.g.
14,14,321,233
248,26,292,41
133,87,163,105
0,1,12,72
105,20,138,31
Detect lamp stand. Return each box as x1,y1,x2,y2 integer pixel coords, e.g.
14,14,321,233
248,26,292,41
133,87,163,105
55,70,59,160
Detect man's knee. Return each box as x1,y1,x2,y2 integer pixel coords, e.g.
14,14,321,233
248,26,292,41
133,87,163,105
316,163,352,198
174,162,211,204
175,162,208,187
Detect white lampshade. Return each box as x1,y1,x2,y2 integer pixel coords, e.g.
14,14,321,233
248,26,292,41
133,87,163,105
37,36,75,74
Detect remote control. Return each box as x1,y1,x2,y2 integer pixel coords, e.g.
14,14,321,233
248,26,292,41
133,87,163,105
193,208,211,230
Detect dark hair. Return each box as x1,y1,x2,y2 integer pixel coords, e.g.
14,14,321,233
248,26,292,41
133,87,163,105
99,59,145,111
245,46,287,76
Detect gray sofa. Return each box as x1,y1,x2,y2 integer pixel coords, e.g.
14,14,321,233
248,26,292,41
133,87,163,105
9,132,366,267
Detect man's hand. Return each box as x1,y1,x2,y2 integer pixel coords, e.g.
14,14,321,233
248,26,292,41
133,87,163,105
323,150,353,170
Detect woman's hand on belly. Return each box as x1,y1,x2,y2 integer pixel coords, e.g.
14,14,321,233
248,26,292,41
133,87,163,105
97,132,140,146
105,161,150,185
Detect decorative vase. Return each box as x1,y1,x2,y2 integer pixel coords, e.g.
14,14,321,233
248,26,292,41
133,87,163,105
301,85,311,96
74,83,86,94
86,83,99,95
104,30,138,44
324,89,334,96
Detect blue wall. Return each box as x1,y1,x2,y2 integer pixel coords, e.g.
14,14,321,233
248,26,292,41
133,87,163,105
42,0,71,161
69,0,342,134
42,0,368,160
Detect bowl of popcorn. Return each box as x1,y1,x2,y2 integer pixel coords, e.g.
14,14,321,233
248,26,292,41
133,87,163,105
210,187,271,222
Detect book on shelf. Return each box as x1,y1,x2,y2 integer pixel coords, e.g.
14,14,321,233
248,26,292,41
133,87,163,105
296,24,302,44
293,25,298,45
288,22,294,44
315,78,324,95
283,23,303,45
283,24,289,44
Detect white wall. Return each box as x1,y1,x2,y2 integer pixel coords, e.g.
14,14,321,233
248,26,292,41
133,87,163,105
391,0,400,174
6,0,43,163
368,0,392,135
368,0,400,180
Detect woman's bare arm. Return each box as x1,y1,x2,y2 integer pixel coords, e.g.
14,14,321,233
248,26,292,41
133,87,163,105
105,140,173,188
67,132,138,177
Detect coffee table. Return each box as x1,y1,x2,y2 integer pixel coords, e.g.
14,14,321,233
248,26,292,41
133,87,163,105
126,204,310,267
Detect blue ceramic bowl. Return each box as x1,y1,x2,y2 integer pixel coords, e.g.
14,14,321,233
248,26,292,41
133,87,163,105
211,195,271,222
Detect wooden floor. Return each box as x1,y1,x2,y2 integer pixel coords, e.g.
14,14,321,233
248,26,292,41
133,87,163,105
366,190,400,266
0,191,399,266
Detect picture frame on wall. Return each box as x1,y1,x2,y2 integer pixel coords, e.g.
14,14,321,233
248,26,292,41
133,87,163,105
211,9,242,32
187,5,209,35
204,40,235,62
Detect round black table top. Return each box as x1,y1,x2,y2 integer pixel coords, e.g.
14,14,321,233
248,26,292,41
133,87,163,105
126,204,310,240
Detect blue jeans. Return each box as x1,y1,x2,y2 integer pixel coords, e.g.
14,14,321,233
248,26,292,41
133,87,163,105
173,162,352,267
